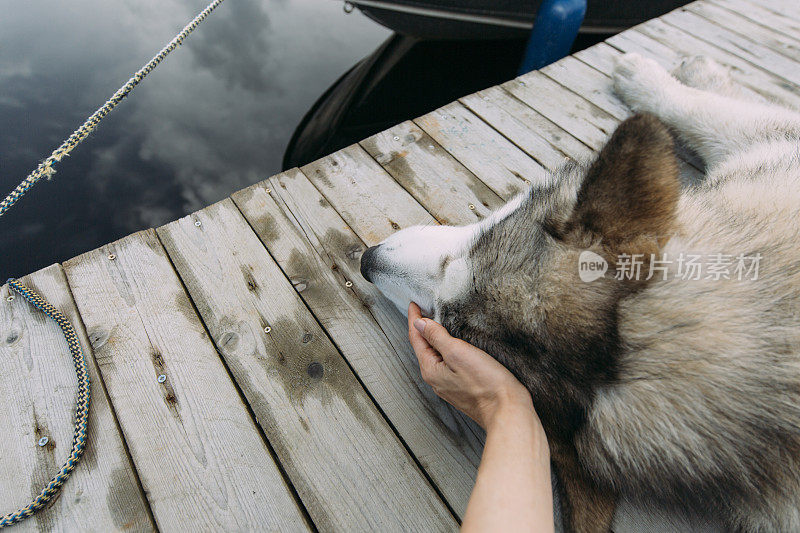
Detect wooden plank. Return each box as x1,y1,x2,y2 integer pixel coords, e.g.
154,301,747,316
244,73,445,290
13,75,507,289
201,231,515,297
460,86,593,169
301,145,435,246
660,7,800,87
609,18,800,110
573,42,620,75
690,1,800,60
541,55,631,120
0,266,154,532
414,102,549,199
157,199,458,531
62,230,309,532
752,0,800,23
711,0,800,40
360,121,504,226
502,71,617,150
232,174,485,517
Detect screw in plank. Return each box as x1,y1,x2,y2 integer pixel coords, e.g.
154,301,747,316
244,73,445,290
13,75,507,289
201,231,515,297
157,374,167,383
265,188,272,194
345,281,353,288
264,326,271,334
468,204,476,210
38,437,48,447
108,253,116,260
393,136,400,141
194,220,201,227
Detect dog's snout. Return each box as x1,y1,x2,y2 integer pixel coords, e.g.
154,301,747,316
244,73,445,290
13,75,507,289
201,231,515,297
360,245,381,283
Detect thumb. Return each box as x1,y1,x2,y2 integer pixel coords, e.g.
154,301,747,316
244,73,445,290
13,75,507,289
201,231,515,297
414,318,456,354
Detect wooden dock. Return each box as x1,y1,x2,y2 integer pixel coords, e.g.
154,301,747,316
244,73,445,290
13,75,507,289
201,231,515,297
2,0,799,530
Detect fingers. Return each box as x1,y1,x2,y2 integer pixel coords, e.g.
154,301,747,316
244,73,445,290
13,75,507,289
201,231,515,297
408,302,443,380
415,316,457,355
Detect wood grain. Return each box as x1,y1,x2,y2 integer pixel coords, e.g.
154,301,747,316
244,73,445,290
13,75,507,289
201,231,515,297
502,71,616,150
0,265,154,533
233,173,485,517
63,230,309,532
690,1,800,60
460,85,593,169
360,121,503,225
301,144,435,245
415,101,549,198
711,0,800,42
158,199,457,531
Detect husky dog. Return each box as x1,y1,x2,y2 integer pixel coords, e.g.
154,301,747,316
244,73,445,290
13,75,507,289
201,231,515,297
360,53,800,532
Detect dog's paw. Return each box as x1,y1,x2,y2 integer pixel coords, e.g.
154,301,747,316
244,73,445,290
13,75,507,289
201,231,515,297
673,56,732,91
613,53,674,112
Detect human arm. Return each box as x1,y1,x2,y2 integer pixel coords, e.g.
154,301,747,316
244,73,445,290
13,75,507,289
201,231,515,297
407,303,554,533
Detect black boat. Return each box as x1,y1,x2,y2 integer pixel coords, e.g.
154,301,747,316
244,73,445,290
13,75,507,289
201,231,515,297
283,0,691,170
347,0,691,40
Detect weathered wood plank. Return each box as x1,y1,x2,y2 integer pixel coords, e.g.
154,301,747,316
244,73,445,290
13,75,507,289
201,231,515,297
460,86,593,169
62,230,309,532
610,18,800,110
502,71,616,150
414,102,549,199
749,0,800,23
232,173,485,517
301,145,435,246
0,265,154,533
573,42,620,76
360,121,504,225
690,1,800,60
542,55,631,120
660,7,800,87
711,0,800,40
157,199,458,531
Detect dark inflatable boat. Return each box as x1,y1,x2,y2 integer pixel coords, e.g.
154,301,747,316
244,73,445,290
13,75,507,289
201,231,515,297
283,0,691,169
347,0,690,39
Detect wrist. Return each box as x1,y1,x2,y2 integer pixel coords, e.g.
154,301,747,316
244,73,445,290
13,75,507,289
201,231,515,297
482,385,534,431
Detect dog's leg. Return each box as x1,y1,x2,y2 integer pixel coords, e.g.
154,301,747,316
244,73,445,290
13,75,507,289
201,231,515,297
672,56,761,102
551,442,616,533
613,53,800,168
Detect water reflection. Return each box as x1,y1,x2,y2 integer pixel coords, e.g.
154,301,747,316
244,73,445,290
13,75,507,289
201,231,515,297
0,0,389,277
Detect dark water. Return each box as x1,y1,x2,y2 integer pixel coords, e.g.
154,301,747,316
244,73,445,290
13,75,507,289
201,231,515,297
0,0,390,278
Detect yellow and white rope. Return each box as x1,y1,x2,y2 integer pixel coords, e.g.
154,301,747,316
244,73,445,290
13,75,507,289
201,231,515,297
0,1,227,527
0,0,227,217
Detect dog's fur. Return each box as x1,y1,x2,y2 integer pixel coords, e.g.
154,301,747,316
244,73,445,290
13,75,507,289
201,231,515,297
360,54,800,532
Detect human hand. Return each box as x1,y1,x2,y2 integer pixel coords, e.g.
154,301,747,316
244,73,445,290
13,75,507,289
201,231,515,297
408,302,537,430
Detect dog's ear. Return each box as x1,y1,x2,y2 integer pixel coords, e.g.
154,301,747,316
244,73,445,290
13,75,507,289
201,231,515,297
561,113,680,255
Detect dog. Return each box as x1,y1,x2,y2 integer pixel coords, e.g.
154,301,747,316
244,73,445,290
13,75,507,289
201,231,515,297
359,53,800,532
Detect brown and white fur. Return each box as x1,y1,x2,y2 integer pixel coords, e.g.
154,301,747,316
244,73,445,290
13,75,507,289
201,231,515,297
360,54,800,532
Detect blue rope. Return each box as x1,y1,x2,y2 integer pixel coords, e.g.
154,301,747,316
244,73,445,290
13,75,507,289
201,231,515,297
0,279,91,529
0,1,228,526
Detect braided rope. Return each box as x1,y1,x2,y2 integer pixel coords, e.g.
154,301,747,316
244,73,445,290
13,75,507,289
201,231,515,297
0,1,226,527
0,0,227,217
0,279,91,529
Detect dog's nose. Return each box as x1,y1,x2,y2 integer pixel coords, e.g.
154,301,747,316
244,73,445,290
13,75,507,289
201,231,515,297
360,245,380,283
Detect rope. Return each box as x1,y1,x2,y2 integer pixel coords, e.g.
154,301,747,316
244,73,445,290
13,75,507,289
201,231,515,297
0,0,227,217
0,279,90,529
0,0,227,527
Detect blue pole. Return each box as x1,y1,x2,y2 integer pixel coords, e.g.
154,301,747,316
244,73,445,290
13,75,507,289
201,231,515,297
518,0,587,75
